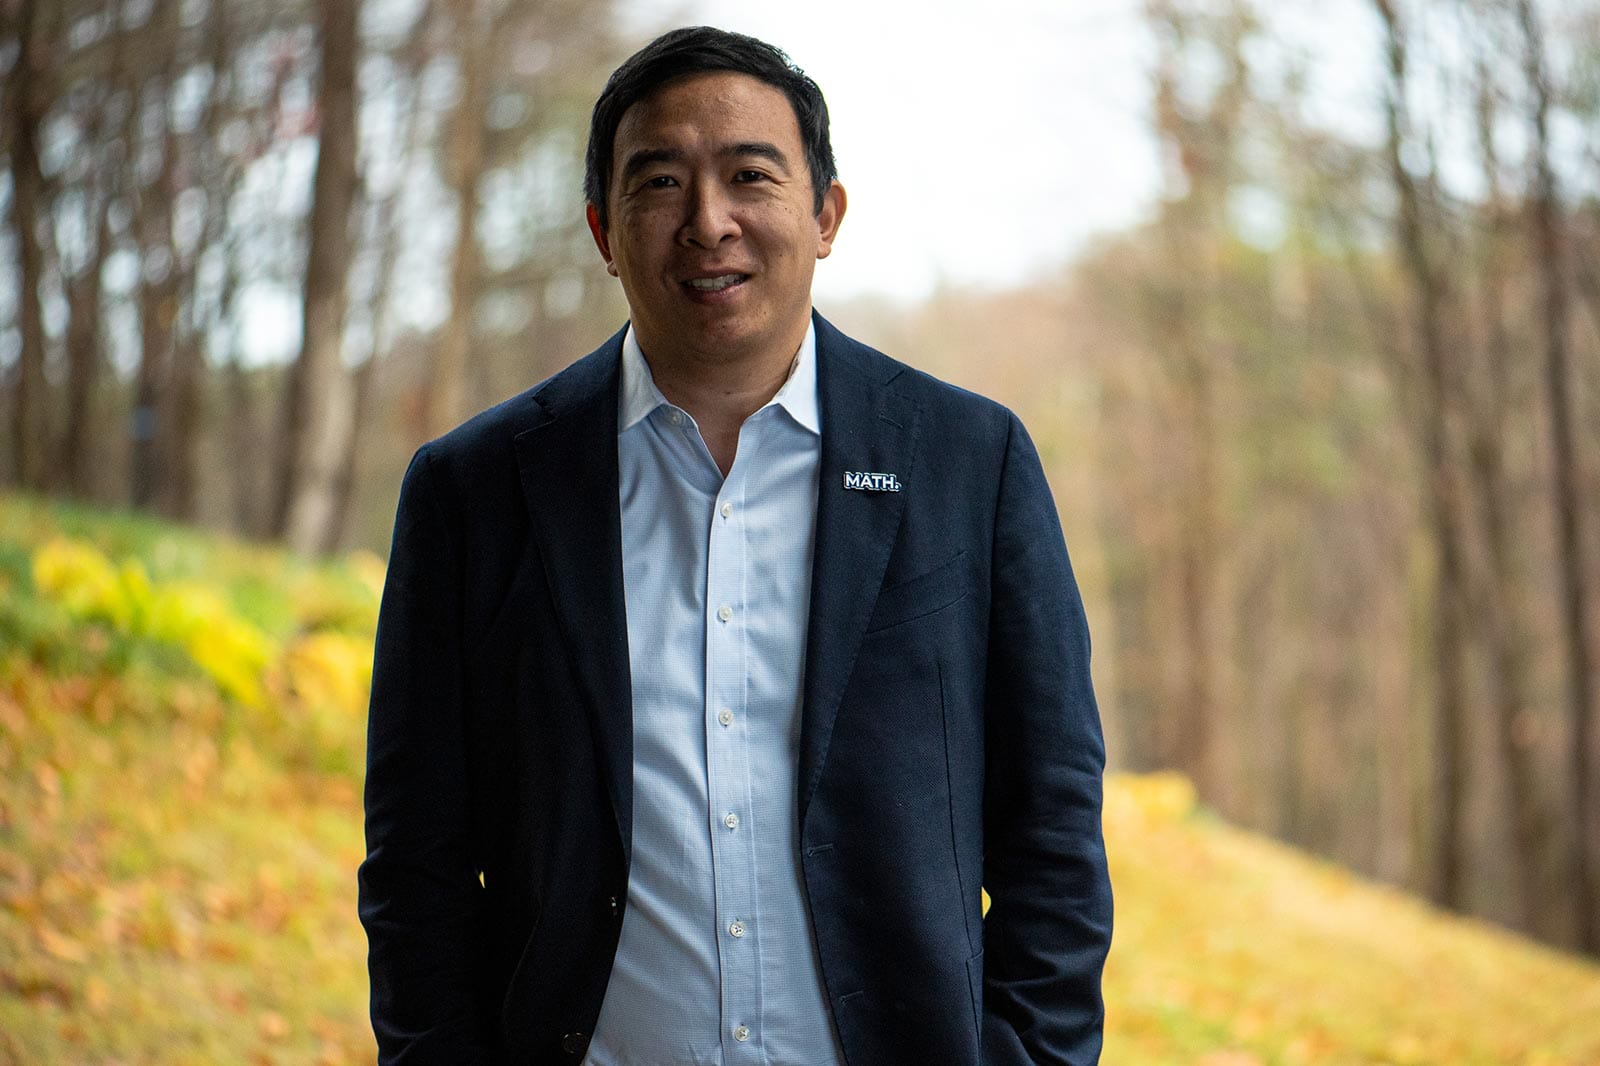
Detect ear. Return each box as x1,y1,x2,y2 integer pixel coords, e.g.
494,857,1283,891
586,202,619,277
815,180,847,260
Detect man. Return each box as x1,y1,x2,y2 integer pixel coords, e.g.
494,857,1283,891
360,26,1112,1066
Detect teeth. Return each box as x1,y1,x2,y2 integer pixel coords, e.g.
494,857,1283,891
687,274,745,291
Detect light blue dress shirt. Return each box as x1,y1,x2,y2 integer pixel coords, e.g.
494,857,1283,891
587,323,846,1066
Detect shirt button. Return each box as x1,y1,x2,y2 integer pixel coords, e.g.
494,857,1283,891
718,708,734,726
724,812,739,830
717,605,732,622
720,502,733,518
668,410,683,426
729,919,745,938
734,1025,750,1042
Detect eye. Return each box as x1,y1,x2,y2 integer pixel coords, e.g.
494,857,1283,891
734,169,769,183
644,175,677,189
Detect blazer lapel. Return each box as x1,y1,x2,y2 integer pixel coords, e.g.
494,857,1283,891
512,329,636,866
799,313,919,827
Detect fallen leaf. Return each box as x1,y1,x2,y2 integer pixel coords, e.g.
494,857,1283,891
259,1011,290,1041
38,925,88,963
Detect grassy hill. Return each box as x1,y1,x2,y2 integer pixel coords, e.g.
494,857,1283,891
1,494,1596,1065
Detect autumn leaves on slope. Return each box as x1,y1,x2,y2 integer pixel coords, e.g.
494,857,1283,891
1,494,1598,1065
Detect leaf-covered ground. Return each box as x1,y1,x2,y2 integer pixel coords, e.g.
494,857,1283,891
1,493,1596,1065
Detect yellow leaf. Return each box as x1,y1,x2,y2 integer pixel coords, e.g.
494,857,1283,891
84,975,111,1014
34,761,60,796
347,550,388,600
283,631,373,717
39,925,88,963
31,538,124,622
259,1011,290,1041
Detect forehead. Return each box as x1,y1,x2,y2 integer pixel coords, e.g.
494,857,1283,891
614,71,802,153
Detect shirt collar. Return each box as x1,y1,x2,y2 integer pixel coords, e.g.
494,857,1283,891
617,325,668,433
617,321,820,437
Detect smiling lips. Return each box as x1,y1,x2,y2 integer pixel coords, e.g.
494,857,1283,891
683,273,750,293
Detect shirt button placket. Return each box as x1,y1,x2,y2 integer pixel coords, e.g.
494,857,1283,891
707,478,755,1055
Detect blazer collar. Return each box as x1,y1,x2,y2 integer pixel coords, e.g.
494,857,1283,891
509,313,919,859
512,325,635,865
799,312,918,827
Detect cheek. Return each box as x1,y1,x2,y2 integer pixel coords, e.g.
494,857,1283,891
768,215,816,262
612,206,678,251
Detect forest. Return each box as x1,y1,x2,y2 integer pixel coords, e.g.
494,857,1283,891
2,0,1599,1049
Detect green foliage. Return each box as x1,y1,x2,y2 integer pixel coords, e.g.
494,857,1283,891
0,494,1595,1064
0,493,380,1064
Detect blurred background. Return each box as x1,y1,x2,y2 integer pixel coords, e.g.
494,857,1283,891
3,0,1600,1061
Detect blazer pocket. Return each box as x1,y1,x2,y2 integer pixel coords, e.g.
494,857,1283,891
865,550,971,634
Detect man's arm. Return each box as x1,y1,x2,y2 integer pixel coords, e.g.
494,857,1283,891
358,446,492,1063
981,412,1114,1065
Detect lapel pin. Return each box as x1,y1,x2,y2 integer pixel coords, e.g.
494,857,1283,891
843,471,901,493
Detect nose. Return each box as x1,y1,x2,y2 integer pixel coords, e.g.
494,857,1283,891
680,180,740,248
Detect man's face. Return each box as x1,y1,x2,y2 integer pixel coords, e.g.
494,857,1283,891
587,71,846,370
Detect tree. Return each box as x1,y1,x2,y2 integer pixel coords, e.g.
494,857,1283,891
56,0,132,498
1371,0,1473,912
271,0,361,554
1516,0,1600,953
4,0,52,491
1459,0,1554,936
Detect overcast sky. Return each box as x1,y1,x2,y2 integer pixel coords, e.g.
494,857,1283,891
620,0,1164,304
225,0,1393,363
618,0,1388,305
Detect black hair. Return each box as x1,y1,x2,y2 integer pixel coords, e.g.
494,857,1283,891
584,26,837,229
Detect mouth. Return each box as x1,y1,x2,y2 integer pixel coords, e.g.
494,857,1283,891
682,273,750,294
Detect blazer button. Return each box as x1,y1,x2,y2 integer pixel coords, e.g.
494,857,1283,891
561,1031,586,1055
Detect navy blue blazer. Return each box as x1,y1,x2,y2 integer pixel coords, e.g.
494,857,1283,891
359,312,1113,1065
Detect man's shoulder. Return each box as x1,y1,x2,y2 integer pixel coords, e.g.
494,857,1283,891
816,314,1019,441
416,326,625,471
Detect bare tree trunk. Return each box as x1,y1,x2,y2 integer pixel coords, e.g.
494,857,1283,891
1464,49,1553,938
1517,0,1599,954
1172,331,1223,800
59,0,129,500
161,0,237,522
1142,0,1253,805
218,246,265,538
1374,0,1471,911
5,0,51,491
327,21,430,551
163,334,204,518
133,207,177,507
1570,239,1600,347
129,3,182,510
273,0,361,553
62,236,108,498
221,40,295,539
426,0,489,440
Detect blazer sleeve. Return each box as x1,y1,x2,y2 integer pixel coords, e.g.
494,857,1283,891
358,445,494,1063
980,412,1114,1065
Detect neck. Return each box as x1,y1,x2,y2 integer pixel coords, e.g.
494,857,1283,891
637,320,808,476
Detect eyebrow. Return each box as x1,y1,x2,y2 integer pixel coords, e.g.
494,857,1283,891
618,141,792,186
